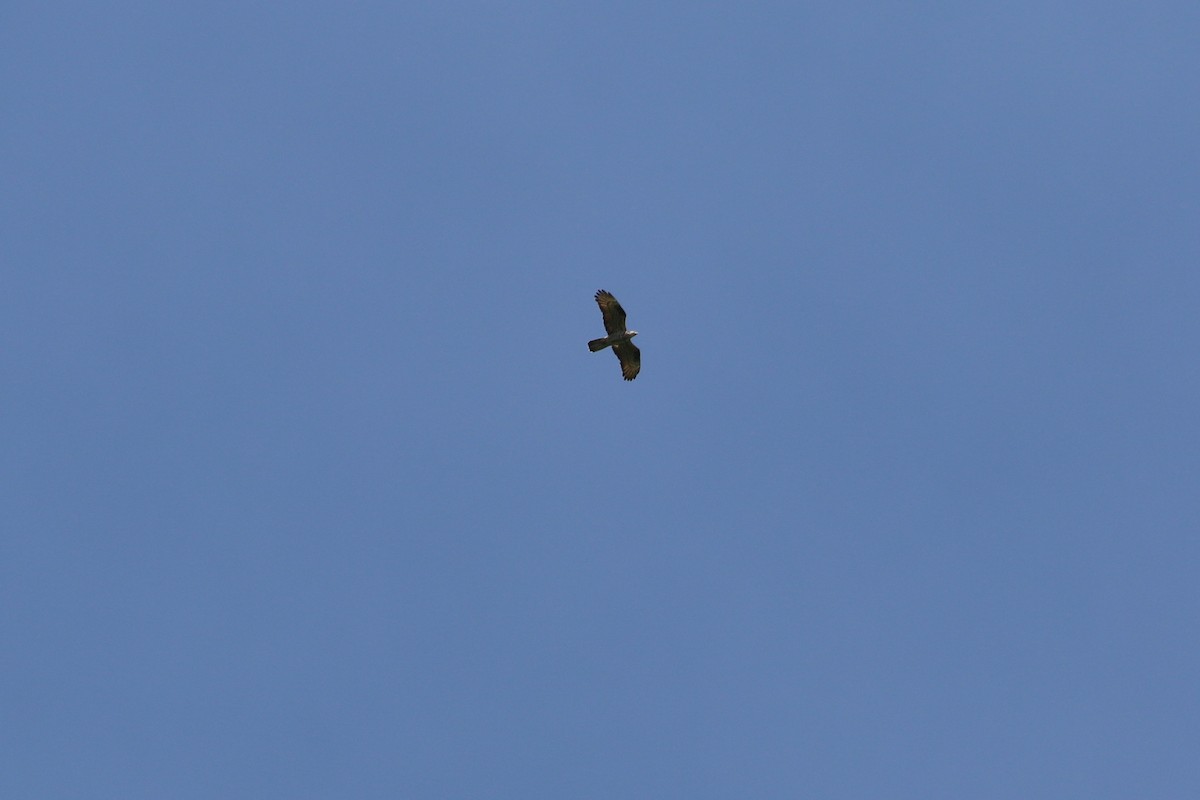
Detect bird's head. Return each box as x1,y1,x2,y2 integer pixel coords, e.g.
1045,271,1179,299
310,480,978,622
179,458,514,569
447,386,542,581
628,330,638,338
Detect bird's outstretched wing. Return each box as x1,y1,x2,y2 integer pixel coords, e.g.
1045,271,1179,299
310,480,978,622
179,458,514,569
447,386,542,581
595,290,628,336
613,340,641,381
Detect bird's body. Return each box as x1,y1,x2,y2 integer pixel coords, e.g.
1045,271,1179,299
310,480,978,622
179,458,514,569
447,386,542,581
587,330,637,351
589,289,640,381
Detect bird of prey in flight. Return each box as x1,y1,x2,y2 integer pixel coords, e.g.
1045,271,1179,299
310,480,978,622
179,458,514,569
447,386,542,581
588,289,640,381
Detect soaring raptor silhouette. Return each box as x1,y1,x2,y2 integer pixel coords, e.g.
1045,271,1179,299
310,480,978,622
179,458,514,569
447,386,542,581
588,289,640,381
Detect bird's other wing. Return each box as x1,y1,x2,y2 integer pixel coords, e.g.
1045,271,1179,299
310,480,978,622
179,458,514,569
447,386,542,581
612,340,640,381
595,290,628,336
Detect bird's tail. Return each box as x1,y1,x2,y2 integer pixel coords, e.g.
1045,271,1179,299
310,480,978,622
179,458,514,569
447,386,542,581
588,337,610,352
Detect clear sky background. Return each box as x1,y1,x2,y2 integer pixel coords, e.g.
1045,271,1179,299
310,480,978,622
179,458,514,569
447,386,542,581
3,3,1198,798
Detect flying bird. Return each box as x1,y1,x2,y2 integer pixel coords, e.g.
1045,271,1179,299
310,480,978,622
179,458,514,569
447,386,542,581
588,289,640,381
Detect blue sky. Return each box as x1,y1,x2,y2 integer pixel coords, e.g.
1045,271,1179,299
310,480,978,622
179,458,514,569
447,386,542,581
3,3,1199,797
